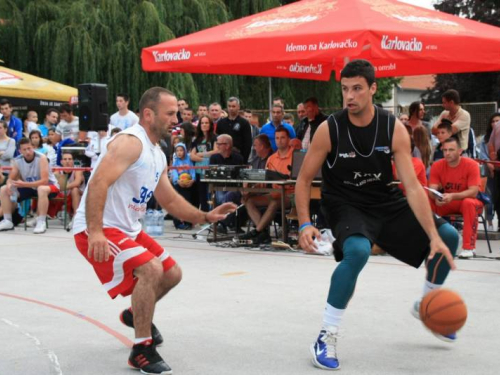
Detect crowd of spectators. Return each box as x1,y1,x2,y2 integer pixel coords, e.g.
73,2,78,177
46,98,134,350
0,89,499,256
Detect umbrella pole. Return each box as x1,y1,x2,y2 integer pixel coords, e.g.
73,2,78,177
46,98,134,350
268,77,272,119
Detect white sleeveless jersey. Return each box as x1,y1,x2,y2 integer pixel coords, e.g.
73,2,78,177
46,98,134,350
13,152,59,189
72,124,167,238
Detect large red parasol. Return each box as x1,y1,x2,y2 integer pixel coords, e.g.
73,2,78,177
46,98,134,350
142,0,500,81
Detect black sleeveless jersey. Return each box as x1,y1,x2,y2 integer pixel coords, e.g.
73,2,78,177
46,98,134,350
321,107,405,207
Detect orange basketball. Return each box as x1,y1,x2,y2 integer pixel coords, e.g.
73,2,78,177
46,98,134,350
179,173,192,181
419,289,467,335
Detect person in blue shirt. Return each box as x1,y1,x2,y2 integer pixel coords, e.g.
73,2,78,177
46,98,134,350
260,104,296,151
0,99,23,143
171,143,196,229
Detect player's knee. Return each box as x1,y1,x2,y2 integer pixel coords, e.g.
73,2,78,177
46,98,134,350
438,223,459,256
0,185,7,196
165,264,182,287
136,258,163,282
343,235,371,264
37,185,48,195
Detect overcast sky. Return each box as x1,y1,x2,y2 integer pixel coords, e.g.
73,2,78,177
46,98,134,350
398,0,437,10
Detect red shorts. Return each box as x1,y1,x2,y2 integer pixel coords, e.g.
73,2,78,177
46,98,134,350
74,228,176,299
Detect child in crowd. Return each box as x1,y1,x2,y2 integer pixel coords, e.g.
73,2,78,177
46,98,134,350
25,111,39,136
171,143,196,230
432,119,454,162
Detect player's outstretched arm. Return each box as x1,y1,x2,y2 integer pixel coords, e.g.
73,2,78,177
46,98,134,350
393,121,456,270
86,135,142,262
154,170,237,224
296,121,330,253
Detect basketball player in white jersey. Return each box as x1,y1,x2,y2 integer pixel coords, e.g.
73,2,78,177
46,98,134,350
73,87,236,375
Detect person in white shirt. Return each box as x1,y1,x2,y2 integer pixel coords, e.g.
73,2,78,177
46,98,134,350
109,93,139,131
56,104,80,141
25,110,39,136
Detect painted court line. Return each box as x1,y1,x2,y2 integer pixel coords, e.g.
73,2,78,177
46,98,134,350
0,292,133,348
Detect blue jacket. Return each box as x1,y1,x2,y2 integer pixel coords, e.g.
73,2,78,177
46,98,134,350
171,143,196,185
7,115,23,143
260,122,296,151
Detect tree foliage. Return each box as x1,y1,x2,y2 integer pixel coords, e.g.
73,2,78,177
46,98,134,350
0,0,397,111
424,0,500,104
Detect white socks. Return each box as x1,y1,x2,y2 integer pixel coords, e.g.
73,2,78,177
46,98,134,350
134,337,152,344
322,303,345,329
422,280,441,297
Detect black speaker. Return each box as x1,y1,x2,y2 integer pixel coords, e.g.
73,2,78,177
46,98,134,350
78,83,109,131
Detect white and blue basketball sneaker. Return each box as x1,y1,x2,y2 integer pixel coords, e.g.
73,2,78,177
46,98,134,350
411,300,457,343
310,326,341,370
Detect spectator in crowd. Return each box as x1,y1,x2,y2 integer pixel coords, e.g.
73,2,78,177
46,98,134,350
181,108,194,124
208,102,222,129
393,139,427,195
0,99,23,143
0,138,60,233
399,113,409,126
478,113,500,231
408,101,431,135
296,102,306,126
432,89,471,152
109,93,139,131
85,130,108,168
241,127,294,244
171,143,196,230
50,128,76,166
249,134,273,170
39,108,59,140
216,97,252,162
179,122,195,152
486,113,500,230
195,104,208,125
432,119,454,162
260,104,296,151
190,115,218,212
209,134,244,233
413,125,432,170
429,137,483,259
243,109,260,162
0,120,16,172
283,113,295,128
296,97,327,150
29,129,53,158
273,96,285,108
25,110,39,136
50,151,85,224
177,98,189,123
56,104,80,141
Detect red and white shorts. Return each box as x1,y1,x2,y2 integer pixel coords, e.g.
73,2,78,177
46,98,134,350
74,228,176,299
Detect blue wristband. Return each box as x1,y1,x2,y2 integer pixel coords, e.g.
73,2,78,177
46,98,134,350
299,222,312,232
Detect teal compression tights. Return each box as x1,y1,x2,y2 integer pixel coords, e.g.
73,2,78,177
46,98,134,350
327,223,458,309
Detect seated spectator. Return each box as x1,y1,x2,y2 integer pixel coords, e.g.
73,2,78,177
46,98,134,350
171,143,196,230
56,104,80,141
249,134,273,169
209,134,245,233
241,126,294,244
49,151,85,223
85,131,108,168
0,120,16,175
260,104,296,151
0,138,60,233
24,110,39,137
39,108,59,141
428,137,483,259
190,115,218,211
0,99,22,144
393,140,427,195
432,119,454,162
29,129,52,157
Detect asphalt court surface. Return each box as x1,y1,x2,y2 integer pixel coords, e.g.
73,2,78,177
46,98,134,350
1,224,499,375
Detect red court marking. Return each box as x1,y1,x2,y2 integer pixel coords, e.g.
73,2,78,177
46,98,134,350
0,292,133,348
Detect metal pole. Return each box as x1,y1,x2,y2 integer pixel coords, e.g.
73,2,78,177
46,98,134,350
268,77,273,119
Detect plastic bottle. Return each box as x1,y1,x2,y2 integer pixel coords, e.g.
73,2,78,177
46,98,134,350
144,209,154,235
154,210,164,236
10,187,18,203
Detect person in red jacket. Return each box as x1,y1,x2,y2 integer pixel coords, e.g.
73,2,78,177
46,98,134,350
429,137,483,258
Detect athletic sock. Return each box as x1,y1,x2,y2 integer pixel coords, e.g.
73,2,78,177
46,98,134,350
4,214,12,222
37,215,46,223
134,337,152,345
422,280,440,297
322,303,345,329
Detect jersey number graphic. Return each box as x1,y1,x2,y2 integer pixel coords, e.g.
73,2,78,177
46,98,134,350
132,186,153,204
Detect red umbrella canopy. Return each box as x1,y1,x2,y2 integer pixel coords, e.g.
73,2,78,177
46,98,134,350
142,0,500,81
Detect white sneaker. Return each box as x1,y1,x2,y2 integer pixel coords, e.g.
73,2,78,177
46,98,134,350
458,249,475,259
487,224,494,231
33,220,47,234
26,218,37,227
411,300,457,343
0,220,14,231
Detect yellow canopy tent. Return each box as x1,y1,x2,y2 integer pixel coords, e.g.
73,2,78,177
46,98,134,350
0,66,77,109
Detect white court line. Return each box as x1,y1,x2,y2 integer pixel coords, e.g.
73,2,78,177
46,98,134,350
1,318,63,375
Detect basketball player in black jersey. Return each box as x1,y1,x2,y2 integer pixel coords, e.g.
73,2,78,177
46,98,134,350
295,60,458,371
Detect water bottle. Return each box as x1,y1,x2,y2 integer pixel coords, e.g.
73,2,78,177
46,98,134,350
144,209,154,235
154,210,164,237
